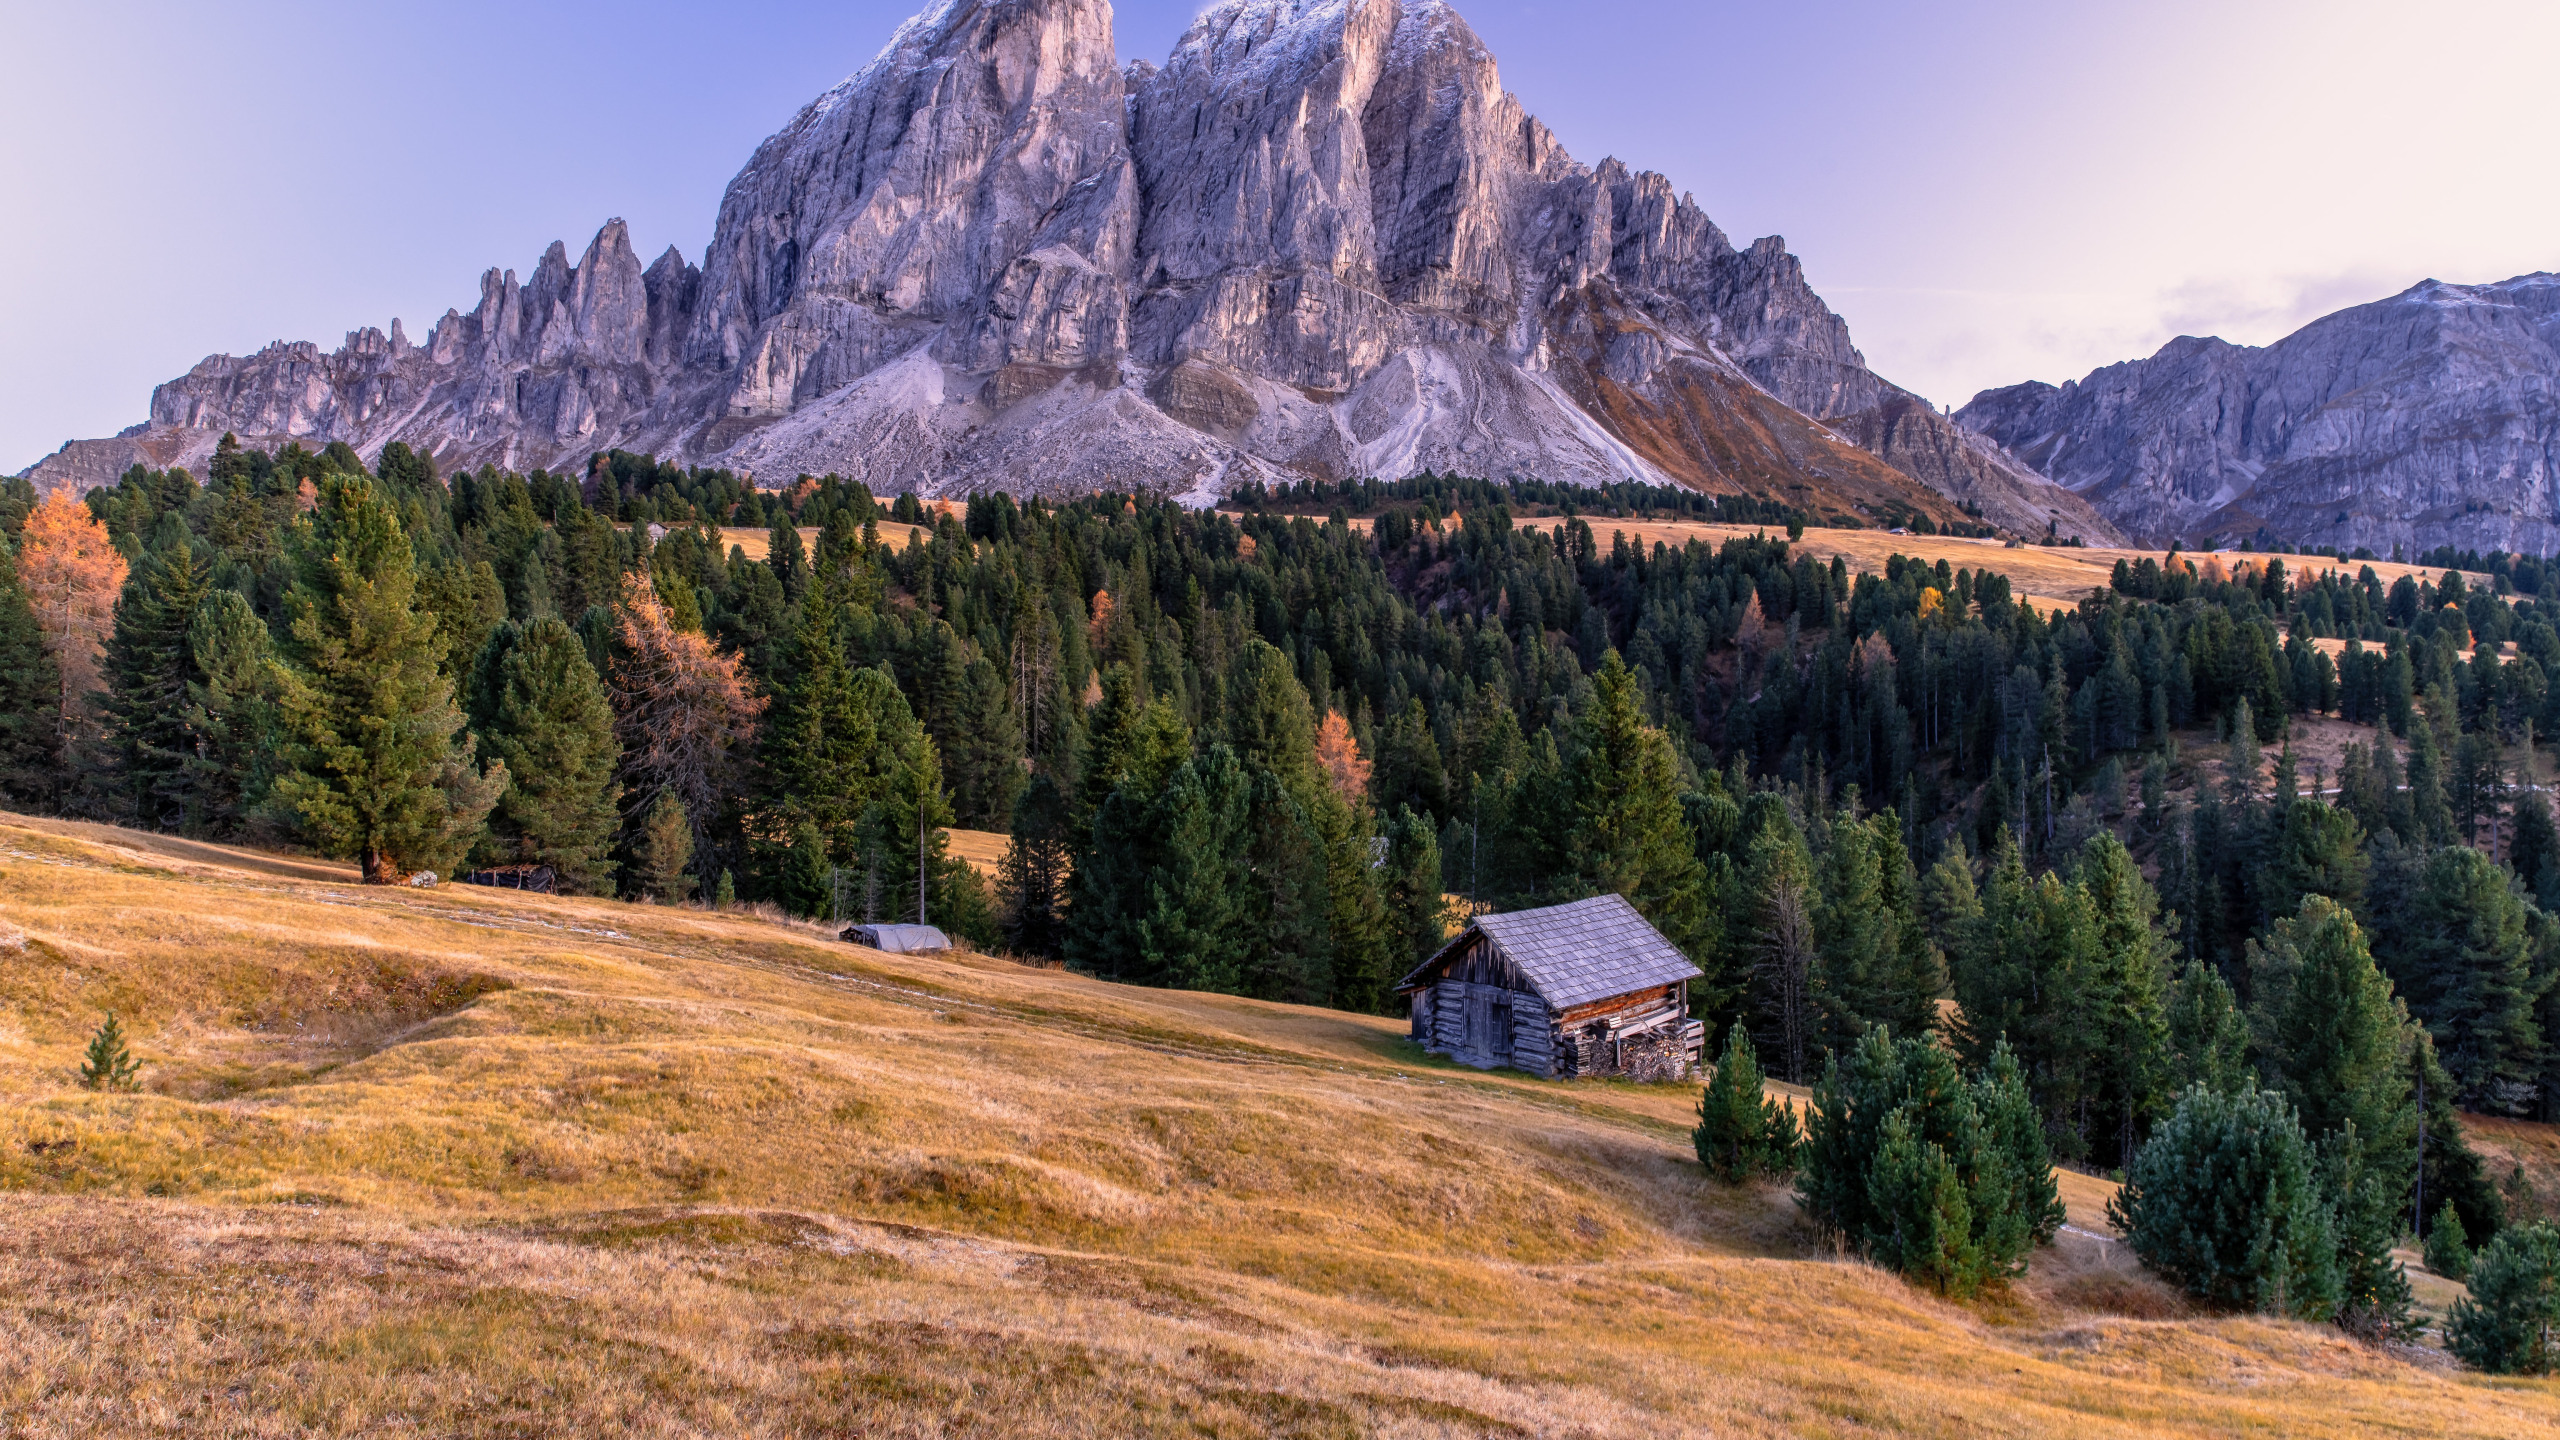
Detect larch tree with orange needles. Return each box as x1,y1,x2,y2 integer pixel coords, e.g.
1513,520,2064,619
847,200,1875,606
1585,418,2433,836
1313,710,1370,803
609,572,766,876
17,491,126,753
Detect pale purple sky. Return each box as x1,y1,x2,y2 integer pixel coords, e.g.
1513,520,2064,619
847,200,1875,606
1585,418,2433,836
5,0,2554,471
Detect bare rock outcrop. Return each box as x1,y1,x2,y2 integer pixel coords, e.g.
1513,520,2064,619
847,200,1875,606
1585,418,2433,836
1960,274,2560,553
24,0,2111,541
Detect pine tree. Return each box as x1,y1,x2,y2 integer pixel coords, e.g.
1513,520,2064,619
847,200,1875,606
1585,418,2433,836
473,619,622,894
1694,1021,1799,1182
1867,1109,1980,1294
2326,1117,2419,1340
1976,1043,2066,1252
2405,713,2453,845
1871,815,1947,1041
2445,1221,2560,1374
265,474,503,882
712,868,736,910
1796,1029,2054,1295
2109,1085,2341,1320
1917,845,1981,962
2247,896,2418,1180
77,1012,142,1091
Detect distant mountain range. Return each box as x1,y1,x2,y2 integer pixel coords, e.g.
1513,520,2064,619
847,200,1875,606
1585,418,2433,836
1958,274,2560,555
18,0,2115,541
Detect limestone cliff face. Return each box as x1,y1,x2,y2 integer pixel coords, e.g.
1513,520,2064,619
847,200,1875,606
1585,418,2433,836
26,0,2112,540
1960,275,2560,552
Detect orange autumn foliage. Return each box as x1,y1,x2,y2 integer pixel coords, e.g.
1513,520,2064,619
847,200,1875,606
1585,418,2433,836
609,574,766,824
17,491,126,727
1314,711,1371,803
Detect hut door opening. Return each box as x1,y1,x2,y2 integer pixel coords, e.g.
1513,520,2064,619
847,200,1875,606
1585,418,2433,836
1490,994,1513,1067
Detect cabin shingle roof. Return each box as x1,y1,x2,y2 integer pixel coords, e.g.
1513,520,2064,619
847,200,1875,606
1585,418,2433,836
1398,894,1701,1010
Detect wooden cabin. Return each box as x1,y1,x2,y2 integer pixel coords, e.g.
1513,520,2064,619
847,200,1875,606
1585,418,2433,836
1396,894,1705,1081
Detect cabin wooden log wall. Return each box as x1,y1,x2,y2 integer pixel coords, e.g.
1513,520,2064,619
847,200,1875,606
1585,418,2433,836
1396,896,1706,1082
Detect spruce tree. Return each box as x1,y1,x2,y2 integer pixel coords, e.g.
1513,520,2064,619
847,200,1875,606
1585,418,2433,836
2426,1198,2474,1280
2110,1084,2341,1320
1569,652,1713,962
2261,799,2370,927
1135,747,1253,993
473,619,622,894
1380,804,1449,970
98,516,210,828
265,474,503,882
636,791,697,904
178,590,276,836
1871,815,1947,1041
1694,1021,1799,1182
0,532,61,805
2165,957,2253,1097
998,773,1072,957
1813,810,1896,1052
2391,844,2541,1107
1747,824,1818,1084
2510,787,2560,911
2077,831,2173,1163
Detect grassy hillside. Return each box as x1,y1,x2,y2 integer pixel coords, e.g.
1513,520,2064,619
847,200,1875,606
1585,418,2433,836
0,814,2551,1437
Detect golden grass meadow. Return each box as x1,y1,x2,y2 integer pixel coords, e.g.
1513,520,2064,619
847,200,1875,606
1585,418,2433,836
0,812,2553,1437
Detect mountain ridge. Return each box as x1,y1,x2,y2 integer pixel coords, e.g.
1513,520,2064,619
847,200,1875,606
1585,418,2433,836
1959,272,2560,552
21,0,2117,542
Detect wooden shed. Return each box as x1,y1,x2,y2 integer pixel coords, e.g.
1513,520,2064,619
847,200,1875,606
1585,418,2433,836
1396,894,1705,1081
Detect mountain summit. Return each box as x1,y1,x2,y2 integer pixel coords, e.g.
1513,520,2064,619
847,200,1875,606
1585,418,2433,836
24,0,2112,539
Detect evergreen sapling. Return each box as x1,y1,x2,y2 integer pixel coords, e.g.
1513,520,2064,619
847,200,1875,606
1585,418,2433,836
1693,1021,1800,1183
78,1012,142,1092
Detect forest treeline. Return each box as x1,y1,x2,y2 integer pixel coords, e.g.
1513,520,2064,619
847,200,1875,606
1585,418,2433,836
0,437,2555,1277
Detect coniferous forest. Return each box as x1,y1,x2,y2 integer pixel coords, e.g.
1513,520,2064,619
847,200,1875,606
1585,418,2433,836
5,436,2559,1307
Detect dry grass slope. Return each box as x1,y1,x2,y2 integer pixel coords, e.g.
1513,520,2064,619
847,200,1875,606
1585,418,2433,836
0,814,2551,1436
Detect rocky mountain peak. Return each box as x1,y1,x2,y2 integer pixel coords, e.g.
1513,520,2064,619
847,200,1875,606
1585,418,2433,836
24,0,2116,542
